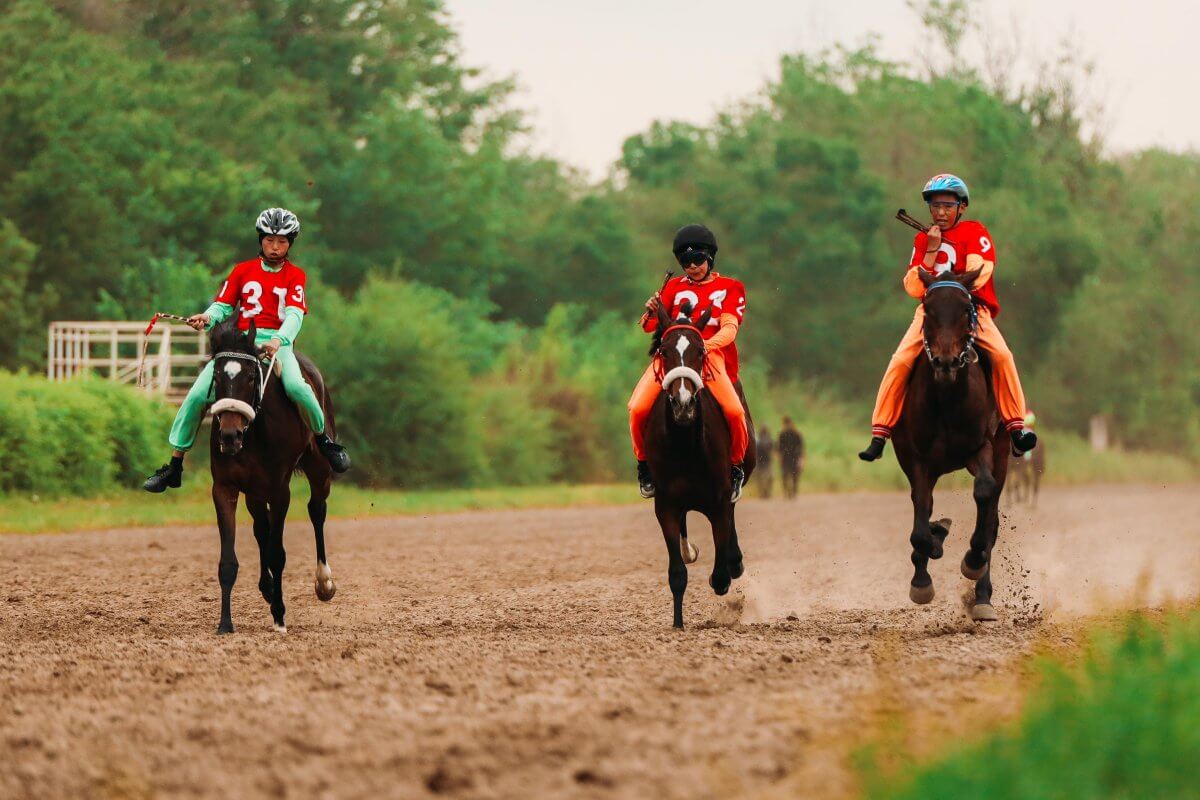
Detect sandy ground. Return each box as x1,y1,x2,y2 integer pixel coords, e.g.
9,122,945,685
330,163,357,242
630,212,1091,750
2,485,1197,799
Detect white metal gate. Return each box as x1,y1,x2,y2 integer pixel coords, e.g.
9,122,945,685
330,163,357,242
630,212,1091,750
47,320,208,405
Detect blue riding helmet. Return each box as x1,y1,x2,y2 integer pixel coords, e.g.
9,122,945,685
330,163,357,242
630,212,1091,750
922,174,970,205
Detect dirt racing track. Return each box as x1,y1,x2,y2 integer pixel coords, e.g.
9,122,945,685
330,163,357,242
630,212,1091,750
2,485,1197,799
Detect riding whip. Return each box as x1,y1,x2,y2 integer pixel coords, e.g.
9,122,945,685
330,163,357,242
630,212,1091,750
136,312,195,389
895,209,929,233
637,270,675,326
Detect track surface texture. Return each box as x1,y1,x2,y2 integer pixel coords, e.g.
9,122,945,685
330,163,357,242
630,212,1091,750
2,485,1197,799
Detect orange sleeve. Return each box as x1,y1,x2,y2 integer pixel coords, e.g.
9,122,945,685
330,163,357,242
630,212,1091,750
703,313,740,352
903,266,928,299
965,253,995,288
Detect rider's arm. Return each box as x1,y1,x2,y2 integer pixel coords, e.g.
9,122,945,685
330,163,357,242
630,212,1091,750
905,234,932,299
202,301,234,328
703,314,740,352
274,307,304,347
964,254,994,288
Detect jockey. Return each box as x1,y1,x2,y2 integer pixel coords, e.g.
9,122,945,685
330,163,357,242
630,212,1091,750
143,208,351,493
629,224,750,501
859,174,1037,462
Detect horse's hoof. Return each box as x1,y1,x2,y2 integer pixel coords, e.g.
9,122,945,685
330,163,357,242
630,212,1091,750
729,559,745,580
961,554,987,581
315,580,337,602
970,603,998,622
216,621,235,635
709,575,731,596
680,538,700,565
909,583,935,604
273,623,288,634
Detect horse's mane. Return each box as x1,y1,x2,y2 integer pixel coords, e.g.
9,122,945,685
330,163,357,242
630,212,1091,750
209,317,255,355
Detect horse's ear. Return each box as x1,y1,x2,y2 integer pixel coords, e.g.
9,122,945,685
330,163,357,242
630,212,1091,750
697,307,713,329
958,267,983,288
246,317,257,344
655,302,672,331
918,268,937,288
677,300,694,322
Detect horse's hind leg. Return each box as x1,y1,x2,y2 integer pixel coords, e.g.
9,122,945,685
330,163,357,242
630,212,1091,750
266,489,291,632
213,482,240,635
302,450,336,601
656,504,687,629
908,470,936,604
962,458,1000,582
969,447,1007,622
679,512,699,564
246,496,272,605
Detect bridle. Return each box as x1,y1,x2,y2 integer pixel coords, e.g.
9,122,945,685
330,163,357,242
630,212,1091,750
658,323,705,394
209,350,277,424
922,281,979,369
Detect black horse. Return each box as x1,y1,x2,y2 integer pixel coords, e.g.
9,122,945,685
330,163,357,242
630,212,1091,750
207,319,338,634
892,269,1009,622
643,303,757,628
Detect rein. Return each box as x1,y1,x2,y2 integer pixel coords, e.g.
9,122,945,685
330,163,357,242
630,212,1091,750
922,281,979,369
210,350,277,423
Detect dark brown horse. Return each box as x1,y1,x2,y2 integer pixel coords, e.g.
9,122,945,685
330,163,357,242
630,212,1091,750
892,269,1008,622
208,319,338,634
643,303,757,628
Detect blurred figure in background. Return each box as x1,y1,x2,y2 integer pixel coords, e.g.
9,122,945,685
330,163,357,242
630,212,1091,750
757,424,774,498
778,417,805,499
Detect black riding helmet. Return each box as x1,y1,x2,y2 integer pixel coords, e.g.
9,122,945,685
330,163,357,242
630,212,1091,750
673,224,718,279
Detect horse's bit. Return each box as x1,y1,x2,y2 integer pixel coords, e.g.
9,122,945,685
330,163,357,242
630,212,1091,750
922,281,979,368
209,350,277,423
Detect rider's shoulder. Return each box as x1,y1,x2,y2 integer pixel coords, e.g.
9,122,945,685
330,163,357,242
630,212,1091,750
233,257,260,271
716,274,745,292
958,219,991,236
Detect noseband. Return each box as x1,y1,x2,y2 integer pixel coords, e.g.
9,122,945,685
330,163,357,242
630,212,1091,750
923,281,979,369
659,324,705,393
209,351,276,423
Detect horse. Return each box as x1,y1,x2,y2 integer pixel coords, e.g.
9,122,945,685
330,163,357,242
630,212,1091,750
891,269,1009,622
1009,441,1045,507
207,318,338,634
643,302,757,628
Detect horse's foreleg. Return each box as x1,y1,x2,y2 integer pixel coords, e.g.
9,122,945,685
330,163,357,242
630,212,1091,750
727,507,744,580
213,483,239,634
267,489,291,632
970,447,1007,621
908,472,936,604
708,506,734,597
656,504,688,629
246,496,272,605
963,463,1000,582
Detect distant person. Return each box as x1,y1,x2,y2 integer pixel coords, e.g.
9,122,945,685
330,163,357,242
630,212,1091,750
858,174,1036,463
757,424,774,498
778,417,805,499
143,208,351,492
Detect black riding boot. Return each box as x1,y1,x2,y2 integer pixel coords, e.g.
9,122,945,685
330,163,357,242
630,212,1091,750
316,434,352,473
144,458,183,493
1010,429,1038,456
859,436,886,462
731,464,746,503
637,460,655,499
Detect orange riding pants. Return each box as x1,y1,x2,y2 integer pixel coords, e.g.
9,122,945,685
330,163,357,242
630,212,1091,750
870,305,1028,437
628,349,749,464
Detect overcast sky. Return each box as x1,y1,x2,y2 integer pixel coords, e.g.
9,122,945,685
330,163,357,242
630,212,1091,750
445,0,1195,177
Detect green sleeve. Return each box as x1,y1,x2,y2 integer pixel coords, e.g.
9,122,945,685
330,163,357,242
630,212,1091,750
204,302,234,328
275,306,305,346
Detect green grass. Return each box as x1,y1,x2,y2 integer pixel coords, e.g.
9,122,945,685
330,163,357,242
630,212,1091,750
0,481,637,535
858,607,1200,799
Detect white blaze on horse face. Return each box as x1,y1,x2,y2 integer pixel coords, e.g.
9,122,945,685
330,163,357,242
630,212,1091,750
674,336,694,405
223,360,243,380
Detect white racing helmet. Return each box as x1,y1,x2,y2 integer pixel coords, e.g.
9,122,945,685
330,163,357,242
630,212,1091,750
255,207,300,243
